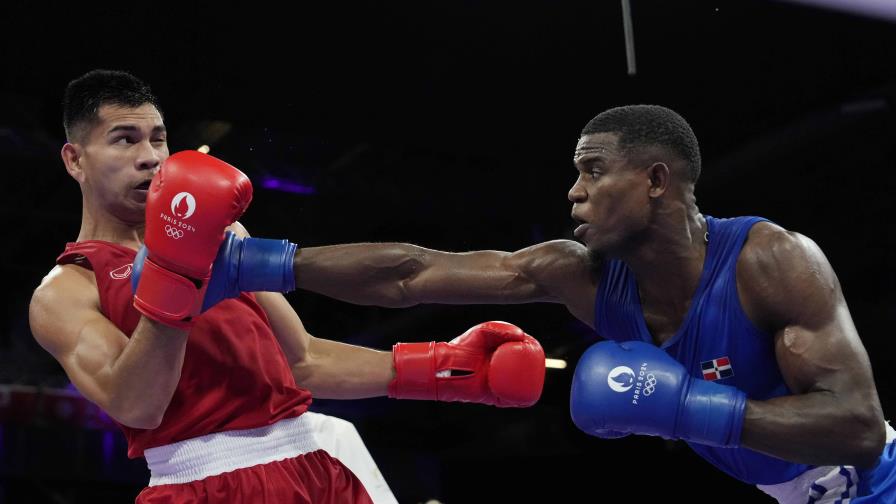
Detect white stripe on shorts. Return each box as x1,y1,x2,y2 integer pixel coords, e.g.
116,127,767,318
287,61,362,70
145,415,320,486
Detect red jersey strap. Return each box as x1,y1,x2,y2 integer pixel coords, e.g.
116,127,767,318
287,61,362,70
57,241,142,334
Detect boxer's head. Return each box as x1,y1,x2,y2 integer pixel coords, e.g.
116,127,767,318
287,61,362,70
61,69,169,224
570,105,701,255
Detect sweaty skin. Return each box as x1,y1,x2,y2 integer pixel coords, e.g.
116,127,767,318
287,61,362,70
292,131,885,468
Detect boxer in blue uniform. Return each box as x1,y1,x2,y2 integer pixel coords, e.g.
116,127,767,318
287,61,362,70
193,105,895,501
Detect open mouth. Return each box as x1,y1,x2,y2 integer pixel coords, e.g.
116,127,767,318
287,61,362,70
134,180,152,191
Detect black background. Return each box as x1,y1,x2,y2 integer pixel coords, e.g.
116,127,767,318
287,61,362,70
1,1,895,502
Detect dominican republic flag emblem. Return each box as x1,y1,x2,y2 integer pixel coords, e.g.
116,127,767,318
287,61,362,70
701,356,734,381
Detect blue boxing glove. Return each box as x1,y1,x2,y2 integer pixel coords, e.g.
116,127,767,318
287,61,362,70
570,340,746,447
133,231,297,312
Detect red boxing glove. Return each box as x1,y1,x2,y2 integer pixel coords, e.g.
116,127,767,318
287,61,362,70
133,151,253,328
388,321,545,407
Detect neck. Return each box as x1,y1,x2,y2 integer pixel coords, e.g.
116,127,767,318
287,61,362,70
622,199,706,309
76,196,145,250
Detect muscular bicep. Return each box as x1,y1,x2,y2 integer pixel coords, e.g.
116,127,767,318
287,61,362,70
29,266,129,412
741,226,879,401
409,240,598,319
736,226,886,466
775,302,876,398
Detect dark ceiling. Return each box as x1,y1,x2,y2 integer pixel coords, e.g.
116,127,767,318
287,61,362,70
2,1,895,501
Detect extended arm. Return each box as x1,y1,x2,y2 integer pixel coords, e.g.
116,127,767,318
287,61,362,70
229,223,546,405
162,227,600,324
293,240,592,309
254,289,394,399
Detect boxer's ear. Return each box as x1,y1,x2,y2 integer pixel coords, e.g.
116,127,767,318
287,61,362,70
646,162,669,199
62,143,85,183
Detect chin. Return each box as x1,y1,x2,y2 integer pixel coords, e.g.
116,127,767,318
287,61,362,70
588,239,624,259
584,234,609,252
118,205,146,226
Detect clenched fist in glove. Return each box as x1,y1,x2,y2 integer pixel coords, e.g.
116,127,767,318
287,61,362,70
388,321,545,407
133,151,253,328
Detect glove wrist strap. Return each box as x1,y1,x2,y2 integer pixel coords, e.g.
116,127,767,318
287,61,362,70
133,258,204,329
388,342,437,400
678,379,747,447
237,237,298,293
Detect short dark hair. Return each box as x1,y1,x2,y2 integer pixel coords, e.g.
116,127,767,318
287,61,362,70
63,69,162,143
580,105,702,183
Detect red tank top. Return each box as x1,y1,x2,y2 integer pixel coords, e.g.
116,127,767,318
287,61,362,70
57,240,311,458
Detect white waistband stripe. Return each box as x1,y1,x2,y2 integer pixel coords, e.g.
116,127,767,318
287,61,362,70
145,415,320,486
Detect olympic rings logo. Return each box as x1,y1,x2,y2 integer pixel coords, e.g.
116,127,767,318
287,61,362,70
642,373,657,396
165,225,185,239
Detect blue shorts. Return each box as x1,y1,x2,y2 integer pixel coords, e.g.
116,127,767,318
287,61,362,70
855,425,896,502
756,422,896,502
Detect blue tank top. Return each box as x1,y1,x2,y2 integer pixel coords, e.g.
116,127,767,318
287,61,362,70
594,215,809,485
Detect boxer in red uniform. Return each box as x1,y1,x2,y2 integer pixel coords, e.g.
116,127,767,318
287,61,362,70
28,70,546,503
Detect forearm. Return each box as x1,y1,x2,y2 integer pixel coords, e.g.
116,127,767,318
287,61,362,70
291,336,394,399
294,243,547,306
105,318,189,428
295,243,425,307
741,392,885,468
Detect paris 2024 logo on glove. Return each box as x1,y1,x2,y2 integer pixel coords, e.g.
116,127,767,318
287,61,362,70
607,365,656,404
160,192,197,240
171,192,196,219
608,366,635,392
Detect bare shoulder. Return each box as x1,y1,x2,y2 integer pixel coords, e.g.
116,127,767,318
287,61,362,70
518,238,592,262
31,264,99,309
29,264,101,354
738,222,831,284
513,239,595,284
737,222,838,330
512,239,599,324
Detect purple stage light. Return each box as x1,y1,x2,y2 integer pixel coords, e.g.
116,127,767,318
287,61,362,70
780,0,896,22
260,175,316,195
103,431,115,465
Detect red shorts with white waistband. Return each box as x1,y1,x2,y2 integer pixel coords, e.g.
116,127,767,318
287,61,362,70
135,449,373,504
